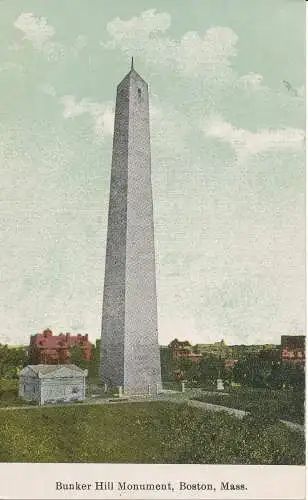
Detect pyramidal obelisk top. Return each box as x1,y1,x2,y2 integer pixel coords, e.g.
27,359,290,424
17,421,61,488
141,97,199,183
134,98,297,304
99,62,162,395
117,57,147,88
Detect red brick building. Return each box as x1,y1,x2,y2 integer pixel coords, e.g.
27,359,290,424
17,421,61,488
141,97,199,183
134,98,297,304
224,359,238,370
169,339,202,363
29,329,92,364
281,335,305,365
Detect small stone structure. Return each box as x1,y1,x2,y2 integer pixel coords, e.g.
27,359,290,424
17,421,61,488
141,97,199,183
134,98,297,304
217,378,224,391
19,364,88,405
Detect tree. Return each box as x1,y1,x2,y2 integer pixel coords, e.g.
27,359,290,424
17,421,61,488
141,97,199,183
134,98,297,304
88,340,100,379
232,357,273,388
199,355,225,384
0,344,27,378
258,348,280,361
160,347,175,381
69,344,89,370
176,358,200,382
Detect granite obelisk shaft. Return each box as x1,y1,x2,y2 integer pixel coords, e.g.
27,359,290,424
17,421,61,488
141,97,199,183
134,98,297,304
100,64,162,395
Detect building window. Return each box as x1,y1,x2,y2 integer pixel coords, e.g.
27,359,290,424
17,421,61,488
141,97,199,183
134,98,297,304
138,88,141,102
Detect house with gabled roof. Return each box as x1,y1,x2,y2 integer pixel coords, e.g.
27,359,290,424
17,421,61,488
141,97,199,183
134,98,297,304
18,364,88,405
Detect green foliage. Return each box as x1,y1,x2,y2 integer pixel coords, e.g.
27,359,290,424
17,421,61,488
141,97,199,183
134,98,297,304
176,358,200,382
242,408,279,429
0,402,304,464
163,341,301,398
193,386,305,424
88,340,100,378
0,378,25,407
178,409,304,465
162,381,181,391
164,353,227,385
70,339,101,381
0,344,27,379
199,355,227,383
232,358,305,393
69,344,89,370
160,347,175,381
233,356,273,388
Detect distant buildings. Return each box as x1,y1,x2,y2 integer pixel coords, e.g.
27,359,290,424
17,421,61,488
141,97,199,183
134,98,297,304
196,339,227,356
167,337,301,369
281,335,305,365
29,329,92,364
18,364,87,404
224,359,238,370
170,339,242,368
169,339,202,363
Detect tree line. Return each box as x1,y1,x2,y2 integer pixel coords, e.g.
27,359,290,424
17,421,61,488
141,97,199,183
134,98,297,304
0,341,304,394
160,347,305,392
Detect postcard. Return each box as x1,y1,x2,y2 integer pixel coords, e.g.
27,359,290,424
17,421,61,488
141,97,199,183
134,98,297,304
0,1,306,499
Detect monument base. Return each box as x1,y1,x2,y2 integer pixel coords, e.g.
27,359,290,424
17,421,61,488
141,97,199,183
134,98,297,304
103,383,163,398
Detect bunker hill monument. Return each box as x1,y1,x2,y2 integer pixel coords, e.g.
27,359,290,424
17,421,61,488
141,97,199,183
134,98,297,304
99,60,162,395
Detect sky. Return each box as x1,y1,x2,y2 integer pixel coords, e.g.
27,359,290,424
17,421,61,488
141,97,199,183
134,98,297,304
0,0,305,346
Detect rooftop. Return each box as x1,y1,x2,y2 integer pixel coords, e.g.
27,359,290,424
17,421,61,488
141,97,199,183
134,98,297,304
31,330,91,349
24,364,86,376
118,58,147,88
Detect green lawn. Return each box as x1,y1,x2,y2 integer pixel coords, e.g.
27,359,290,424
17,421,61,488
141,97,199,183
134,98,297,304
192,386,305,424
162,381,182,391
0,401,304,464
0,379,26,407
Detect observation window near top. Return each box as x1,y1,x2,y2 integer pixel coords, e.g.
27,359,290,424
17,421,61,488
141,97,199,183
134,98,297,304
138,88,141,101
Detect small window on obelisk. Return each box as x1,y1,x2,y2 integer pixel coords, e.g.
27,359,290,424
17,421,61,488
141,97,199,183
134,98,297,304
138,88,141,101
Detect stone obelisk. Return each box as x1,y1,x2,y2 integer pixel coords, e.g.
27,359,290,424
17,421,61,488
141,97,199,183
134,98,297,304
100,60,162,395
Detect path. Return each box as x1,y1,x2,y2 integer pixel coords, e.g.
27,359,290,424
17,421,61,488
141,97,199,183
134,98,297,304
185,399,304,433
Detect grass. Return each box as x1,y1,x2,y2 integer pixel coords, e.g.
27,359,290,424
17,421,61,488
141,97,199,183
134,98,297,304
162,381,182,391
0,378,26,407
0,401,304,464
192,386,305,424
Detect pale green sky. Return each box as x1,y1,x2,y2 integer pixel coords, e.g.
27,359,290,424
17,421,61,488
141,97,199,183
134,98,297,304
0,1,305,345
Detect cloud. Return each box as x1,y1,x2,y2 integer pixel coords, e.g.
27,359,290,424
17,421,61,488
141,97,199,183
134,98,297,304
0,62,24,74
71,35,87,57
104,9,171,47
13,13,87,61
13,12,65,60
14,12,55,50
103,9,261,87
40,83,57,96
203,115,305,161
237,72,264,92
60,95,114,140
